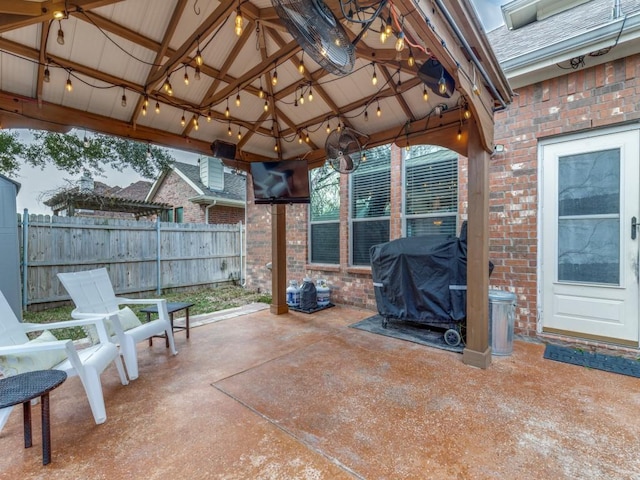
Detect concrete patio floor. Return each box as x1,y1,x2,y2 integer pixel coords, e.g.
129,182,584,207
1,304,639,479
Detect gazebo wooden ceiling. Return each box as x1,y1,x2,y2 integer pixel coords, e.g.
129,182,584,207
0,0,512,368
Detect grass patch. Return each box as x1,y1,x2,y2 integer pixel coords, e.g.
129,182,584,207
24,285,271,341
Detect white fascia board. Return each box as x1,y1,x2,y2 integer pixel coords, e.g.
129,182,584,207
187,194,245,207
502,12,640,81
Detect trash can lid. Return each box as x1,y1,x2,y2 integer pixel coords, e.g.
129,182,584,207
489,289,517,303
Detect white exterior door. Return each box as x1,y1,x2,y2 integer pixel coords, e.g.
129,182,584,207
541,128,640,347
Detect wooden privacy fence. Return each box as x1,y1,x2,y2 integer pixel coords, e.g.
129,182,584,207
18,213,245,308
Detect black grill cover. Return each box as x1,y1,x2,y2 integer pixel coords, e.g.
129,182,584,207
370,224,485,325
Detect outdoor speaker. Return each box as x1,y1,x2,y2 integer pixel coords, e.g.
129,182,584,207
210,140,237,160
418,58,455,98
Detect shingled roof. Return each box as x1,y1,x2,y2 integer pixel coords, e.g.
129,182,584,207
169,161,246,205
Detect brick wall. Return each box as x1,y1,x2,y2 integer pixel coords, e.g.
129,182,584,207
485,54,640,338
152,170,244,225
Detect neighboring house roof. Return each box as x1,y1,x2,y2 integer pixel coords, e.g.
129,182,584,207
488,0,640,87
44,180,169,218
147,161,246,208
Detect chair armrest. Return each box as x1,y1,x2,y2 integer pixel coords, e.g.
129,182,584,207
116,297,170,322
22,317,112,344
0,339,72,355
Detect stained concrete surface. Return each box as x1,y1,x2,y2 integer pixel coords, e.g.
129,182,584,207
1,305,639,479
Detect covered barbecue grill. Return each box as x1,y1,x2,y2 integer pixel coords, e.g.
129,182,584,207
370,223,485,347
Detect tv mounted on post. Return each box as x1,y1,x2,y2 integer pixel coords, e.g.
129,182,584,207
250,159,310,204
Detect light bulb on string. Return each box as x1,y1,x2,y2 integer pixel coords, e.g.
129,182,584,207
372,63,378,86
326,122,331,134
464,105,472,120
155,102,160,114
263,99,269,112
395,32,405,52
385,14,392,35
235,90,241,107
274,142,278,152
195,66,201,80
379,20,387,44
438,76,447,95
298,133,303,145
457,127,462,141
43,65,50,83
234,7,243,36
237,128,242,140
298,54,305,75
193,116,199,131
408,48,415,68
65,72,72,92
364,109,369,122
195,37,203,66
180,112,186,127
57,21,65,45
184,66,189,85
308,87,313,102
225,99,230,118
207,110,212,122
228,123,232,136
376,101,381,118
121,88,127,107
423,86,429,101
362,152,367,162
272,67,278,86
305,132,310,143
299,91,304,105
259,85,265,99
142,104,147,116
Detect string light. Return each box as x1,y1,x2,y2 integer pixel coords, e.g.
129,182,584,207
395,32,405,52
438,76,447,95
234,6,244,36
364,109,369,122
163,76,173,96
272,65,278,86
274,142,278,152
184,66,189,85
408,48,415,68
457,126,462,141
53,10,66,20
299,91,304,105
193,116,199,131
155,101,160,114
305,132,310,143
464,105,472,119
180,111,186,127
376,100,381,117
65,72,72,92
294,97,298,107
225,99,230,118
121,88,127,107
298,53,305,75
235,89,241,107
143,95,149,107
228,122,232,136
362,152,367,162
298,133,303,144
142,103,147,116
379,20,387,44
385,14,393,35
326,122,331,134
43,65,50,83
207,110,212,122
195,65,201,80
263,99,269,112
237,128,242,140
372,63,378,86
308,87,313,102
195,38,203,66
423,86,429,101
57,20,65,45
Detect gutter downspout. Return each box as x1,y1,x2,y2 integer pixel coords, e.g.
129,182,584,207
241,177,247,287
432,0,510,111
204,200,217,224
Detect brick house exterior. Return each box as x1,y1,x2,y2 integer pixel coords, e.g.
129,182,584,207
245,0,640,353
147,159,246,225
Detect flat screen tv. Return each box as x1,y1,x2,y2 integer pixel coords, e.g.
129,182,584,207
250,159,310,204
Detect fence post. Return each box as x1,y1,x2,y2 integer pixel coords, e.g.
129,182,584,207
22,209,29,310
156,217,161,295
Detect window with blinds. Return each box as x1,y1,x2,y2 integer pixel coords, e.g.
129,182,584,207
350,145,391,266
404,145,458,237
309,164,340,264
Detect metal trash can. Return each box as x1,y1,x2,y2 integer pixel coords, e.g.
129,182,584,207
489,289,517,356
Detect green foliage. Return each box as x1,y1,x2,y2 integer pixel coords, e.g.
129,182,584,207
0,131,25,176
0,130,175,179
310,163,340,221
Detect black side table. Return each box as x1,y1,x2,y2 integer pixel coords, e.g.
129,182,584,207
141,302,195,347
0,369,67,465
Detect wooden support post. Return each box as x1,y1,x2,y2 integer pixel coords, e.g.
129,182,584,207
463,119,491,369
270,203,289,314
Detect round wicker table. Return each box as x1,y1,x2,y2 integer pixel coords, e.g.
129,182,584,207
0,370,67,465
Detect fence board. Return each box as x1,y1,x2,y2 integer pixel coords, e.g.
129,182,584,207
18,214,244,306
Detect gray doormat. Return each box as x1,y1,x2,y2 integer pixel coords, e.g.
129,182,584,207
544,344,640,378
349,315,464,353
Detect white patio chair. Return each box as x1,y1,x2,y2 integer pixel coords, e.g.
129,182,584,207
57,268,177,381
0,291,128,432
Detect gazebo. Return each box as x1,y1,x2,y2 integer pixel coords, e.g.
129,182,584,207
0,0,512,368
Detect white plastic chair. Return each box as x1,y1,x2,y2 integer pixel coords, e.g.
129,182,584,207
57,268,177,381
0,291,128,432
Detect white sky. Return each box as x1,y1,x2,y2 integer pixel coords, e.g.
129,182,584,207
10,0,507,215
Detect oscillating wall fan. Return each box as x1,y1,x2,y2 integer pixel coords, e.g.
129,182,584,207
271,0,355,76
325,127,361,174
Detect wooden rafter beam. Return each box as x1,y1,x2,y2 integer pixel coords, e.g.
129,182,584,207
379,64,415,121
